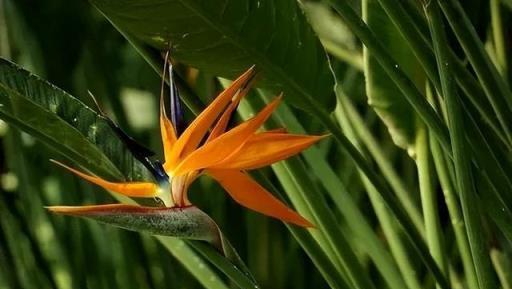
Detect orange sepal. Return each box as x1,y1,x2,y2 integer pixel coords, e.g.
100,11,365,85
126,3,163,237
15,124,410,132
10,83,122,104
212,133,328,170
46,204,153,215
206,79,253,142
160,92,178,163
51,160,158,198
173,96,281,176
165,67,256,169
207,169,314,227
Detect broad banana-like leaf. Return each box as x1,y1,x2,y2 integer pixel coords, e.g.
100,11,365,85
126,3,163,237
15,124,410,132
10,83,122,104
89,0,335,114
363,0,424,152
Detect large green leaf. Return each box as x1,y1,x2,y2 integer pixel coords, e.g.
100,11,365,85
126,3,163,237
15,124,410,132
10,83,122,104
0,57,151,181
90,0,335,113
362,0,423,151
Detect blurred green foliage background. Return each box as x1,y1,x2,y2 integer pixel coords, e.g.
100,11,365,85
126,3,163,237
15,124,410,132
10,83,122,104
2,0,512,289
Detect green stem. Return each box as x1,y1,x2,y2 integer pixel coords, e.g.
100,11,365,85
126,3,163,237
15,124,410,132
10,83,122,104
187,241,258,289
258,91,407,289
426,2,496,288
255,170,351,289
363,181,422,289
371,0,511,149
438,0,512,145
416,121,448,286
314,101,450,289
282,157,376,289
160,238,230,289
429,135,480,289
464,114,512,241
490,249,512,289
337,90,424,234
327,0,452,156
336,95,422,289
283,226,351,289
0,0,10,58
451,62,511,149
491,0,508,79
268,162,348,280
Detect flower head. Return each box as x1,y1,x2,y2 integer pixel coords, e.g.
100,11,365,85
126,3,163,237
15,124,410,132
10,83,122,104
49,66,326,227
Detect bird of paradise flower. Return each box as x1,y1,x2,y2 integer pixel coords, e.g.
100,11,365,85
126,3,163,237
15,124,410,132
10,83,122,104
47,62,326,229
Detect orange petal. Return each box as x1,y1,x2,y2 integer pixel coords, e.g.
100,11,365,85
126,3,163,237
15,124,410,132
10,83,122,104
207,169,313,227
173,96,282,176
160,92,178,163
206,80,253,142
165,67,256,169
211,133,327,170
51,160,158,197
47,204,150,215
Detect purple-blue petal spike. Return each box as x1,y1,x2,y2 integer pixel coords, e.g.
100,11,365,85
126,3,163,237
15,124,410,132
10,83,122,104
168,65,185,136
88,91,169,184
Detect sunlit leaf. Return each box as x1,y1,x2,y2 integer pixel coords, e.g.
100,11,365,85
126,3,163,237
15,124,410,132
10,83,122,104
0,57,151,181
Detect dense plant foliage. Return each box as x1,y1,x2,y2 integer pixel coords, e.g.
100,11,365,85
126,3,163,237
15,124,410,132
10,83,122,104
1,0,512,289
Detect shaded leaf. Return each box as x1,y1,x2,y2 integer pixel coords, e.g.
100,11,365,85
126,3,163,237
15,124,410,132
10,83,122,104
89,0,335,113
363,0,423,151
0,57,152,181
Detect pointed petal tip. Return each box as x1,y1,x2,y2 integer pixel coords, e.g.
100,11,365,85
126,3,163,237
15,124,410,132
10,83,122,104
46,204,145,215
315,133,331,141
46,205,86,215
49,159,72,171
303,133,330,144
208,169,315,228
245,65,257,76
239,66,258,89
294,217,315,228
267,95,283,109
50,160,158,198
